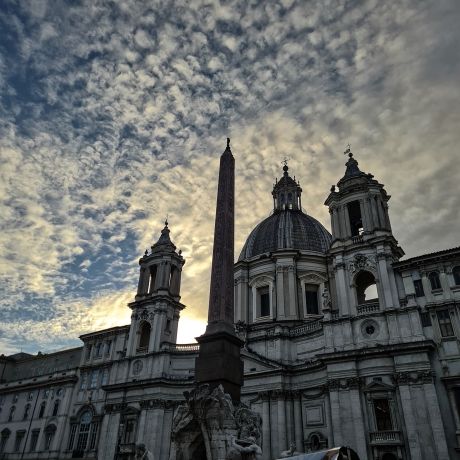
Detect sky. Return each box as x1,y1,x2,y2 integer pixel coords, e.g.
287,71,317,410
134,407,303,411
0,0,459,355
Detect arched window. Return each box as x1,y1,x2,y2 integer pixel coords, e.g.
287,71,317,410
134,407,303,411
148,265,157,293
0,429,11,453
52,400,60,417
68,409,99,453
44,424,56,451
429,271,441,290
23,404,31,420
8,406,15,422
355,271,379,305
138,321,151,351
453,266,460,286
39,402,46,419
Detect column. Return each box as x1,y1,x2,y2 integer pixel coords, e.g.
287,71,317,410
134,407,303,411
136,410,147,443
447,389,460,447
325,393,334,447
151,406,165,453
371,196,380,228
377,198,386,230
343,205,352,238
149,315,159,353
329,385,343,446
398,384,422,459
286,394,294,447
338,206,347,238
364,198,374,232
160,263,171,290
293,392,303,453
421,271,434,303
287,265,296,317
335,261,350,316
276,266,285,318
261,395,271,460
359,200,368,232
423,382,450,459
137,267,149,295
377,253,393,308
349,388,367,460
277,393,287,453
160,408,174,460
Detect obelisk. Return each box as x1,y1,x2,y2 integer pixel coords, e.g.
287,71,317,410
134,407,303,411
195,138,244,401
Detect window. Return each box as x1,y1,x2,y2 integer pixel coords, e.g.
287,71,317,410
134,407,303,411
138,321,151,351
148,265,157,293
89,422,99,450
39,402,46,418
90,370,99,389
122,417,137,444
85,344,92,360
373,398,393,431
44,425,56,451
420,311,432,327
414,279,425,297
165,319,171,332
437,310,454,337
0,429,10,453
453,266,460,286
429,271,442,290
95,343,102,358
52,400,60,416
355,270,379,305
257,286,270,317
8,405,15,421
80,372,88,390
348,200,363,236
101,368,109,386
305,284,319,315
14,431,25,452
76,411,92,452
105,340,112,356
23,403,31,420
29,430,40,452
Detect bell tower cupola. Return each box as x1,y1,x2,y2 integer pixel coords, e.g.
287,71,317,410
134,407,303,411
126,221,185,357
272,161,302,211
324,146,404,318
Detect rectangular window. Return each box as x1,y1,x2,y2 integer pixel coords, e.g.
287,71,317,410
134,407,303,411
95,343,102,358
256,286,270,318
80,372,87,390
373,399,393,431
347,200,363,236
260,292,270,317
14,431,25,452
105,341,111,356
30,430,40,452
85,345,92,360
0,434,9,453
90,369,99,389
420,311,432,327
101,368,109,386
68,424,77,450
44,432,54,451
305,284,319,315
414,279,425,297
437,310,454,337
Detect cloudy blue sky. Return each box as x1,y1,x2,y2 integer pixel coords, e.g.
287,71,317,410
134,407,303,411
1,0,459,354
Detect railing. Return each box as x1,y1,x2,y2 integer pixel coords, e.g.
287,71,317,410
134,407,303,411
290,321,323,336
352,235,364,244
136,346,148,354
357,302,380,315
369,431,402,444
162,343,200,352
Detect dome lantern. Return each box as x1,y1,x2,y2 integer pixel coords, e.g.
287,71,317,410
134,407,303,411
272,160,302,211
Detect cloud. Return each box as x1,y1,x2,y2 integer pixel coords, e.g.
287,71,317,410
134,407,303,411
0,0,459,353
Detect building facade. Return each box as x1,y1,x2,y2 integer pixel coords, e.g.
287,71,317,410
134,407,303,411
1,150,460,460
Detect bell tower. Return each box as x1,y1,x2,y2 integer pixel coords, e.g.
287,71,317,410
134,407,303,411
126,221,185,356
324,146,404,317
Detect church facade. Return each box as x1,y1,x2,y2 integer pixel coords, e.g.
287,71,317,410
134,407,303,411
1,148,460,460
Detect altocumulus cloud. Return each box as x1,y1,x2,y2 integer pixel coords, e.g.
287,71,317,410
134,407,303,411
0,0,459,353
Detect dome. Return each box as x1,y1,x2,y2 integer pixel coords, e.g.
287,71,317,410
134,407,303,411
238,209,332,261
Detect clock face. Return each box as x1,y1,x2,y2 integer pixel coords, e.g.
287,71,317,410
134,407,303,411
132,360,143,376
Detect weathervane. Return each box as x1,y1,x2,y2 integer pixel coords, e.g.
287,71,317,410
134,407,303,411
282,157,290,167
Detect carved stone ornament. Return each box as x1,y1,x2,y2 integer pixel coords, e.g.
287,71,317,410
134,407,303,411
348,253,376,274
170,384,262,460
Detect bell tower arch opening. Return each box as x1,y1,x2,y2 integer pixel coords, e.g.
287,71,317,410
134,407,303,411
355,270,378,305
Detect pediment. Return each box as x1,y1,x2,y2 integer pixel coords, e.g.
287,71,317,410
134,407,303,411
363,380,395,392
241,349,282,371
